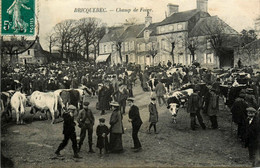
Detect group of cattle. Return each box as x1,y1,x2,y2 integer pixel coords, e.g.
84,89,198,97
1,85,92,124
162,82,247,124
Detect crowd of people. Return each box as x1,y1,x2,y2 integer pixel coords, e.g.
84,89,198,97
1,60,260,166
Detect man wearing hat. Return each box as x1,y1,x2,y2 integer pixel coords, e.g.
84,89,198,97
245,107,260,166
231,90,249,142
77,101,95,153
245,88,258,109
127,97,143,152
55,105,81,158
187,85,206,130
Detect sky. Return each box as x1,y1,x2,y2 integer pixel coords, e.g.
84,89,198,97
38,0,260,50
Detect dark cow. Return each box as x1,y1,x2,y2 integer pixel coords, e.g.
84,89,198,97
1,90,15,121
219,85,247,108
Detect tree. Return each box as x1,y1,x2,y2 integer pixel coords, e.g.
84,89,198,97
91,26,106,60
77,17,103,60
185,36,199,63
46,32,57,54
240,29,257,47
1,36,37,65
110,29,124,63
198,17,238,66
164,33,184,64
53,19,76,59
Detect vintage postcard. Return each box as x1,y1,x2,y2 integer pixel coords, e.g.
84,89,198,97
1,0,260,168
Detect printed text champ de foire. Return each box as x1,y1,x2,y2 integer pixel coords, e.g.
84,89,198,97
74,7,152,14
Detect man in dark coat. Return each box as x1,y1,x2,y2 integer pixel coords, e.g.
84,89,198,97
187,85,206,130
231,91,249,142
77,102,95,153
127,97,143,152
245,107,260,167
55,105,81,158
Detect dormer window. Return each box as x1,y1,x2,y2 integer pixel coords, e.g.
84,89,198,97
144,30,149,39
177,24,183,30
169,25,174,31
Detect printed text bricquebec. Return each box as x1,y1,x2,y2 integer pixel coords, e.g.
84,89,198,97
74,7,152,13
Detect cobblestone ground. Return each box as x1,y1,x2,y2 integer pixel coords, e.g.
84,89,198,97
1,80,252,167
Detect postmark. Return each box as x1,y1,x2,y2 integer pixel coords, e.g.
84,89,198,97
1,0,35,35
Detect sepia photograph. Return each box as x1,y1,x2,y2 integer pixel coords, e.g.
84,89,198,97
1,0,260,167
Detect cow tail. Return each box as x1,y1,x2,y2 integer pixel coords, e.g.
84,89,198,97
19,96,25,114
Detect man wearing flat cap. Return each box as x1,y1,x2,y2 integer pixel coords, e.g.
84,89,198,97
77,101,95,153
55,105,81,158
127,97,143,152
245,107,260,166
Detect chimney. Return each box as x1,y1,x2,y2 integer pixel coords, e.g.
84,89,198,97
145,11,152,27
167,4,179,17
197,0,208,12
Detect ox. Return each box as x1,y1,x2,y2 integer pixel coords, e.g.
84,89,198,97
10,91,27,124
1,90,15,120
166,88,193,123
29,91,63,124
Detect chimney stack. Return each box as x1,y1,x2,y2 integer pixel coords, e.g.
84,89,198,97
197,0,208,12
145,11,152,27
167,4,179,17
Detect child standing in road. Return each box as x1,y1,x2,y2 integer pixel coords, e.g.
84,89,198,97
96,118,110,157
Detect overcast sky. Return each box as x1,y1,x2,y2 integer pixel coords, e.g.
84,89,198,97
39,0,260,50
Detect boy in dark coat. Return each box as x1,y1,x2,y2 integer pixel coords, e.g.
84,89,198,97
148,97,159,134
245,107,260,167
55,105,81,158
96,118,109,156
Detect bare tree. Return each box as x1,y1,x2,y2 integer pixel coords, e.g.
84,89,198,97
198,17,238,66
164,33,184,64
91,26,106,60
53,19,76,58
77,17,103,60
185,36,199,63
110,29,125,62
45,32,57,54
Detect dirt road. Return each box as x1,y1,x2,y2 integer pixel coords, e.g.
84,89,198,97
1,82,251,167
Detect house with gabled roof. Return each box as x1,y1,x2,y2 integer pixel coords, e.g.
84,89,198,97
189,15,239,68
18,38,48,65
98,26,125,65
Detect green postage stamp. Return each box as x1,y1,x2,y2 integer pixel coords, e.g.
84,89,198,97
1,0,35,35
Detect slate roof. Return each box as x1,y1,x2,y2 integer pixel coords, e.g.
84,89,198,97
100,27,125,43
158,9,206,26
120,24,145,40
189,16,238,37
137,22,161,38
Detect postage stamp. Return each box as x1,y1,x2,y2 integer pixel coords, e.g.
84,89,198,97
1,0,35,35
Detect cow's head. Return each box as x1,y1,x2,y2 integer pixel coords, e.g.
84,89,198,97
167,103,180,123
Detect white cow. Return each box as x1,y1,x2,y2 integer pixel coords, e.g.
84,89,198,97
29,91,62,124
10,91,27,124
166,88,193,123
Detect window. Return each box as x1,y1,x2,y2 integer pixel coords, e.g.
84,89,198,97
125,42,129,52
140,43,145,51
28,50,30,55
144,30,149,39
168,25,174,31
177,24,183,30
206,39,211,49
130,41,134,51
112,44,116,51
103,45,106,53
161,39,166,50
178,41,183,48
205,53,214,64
160,26,165,33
